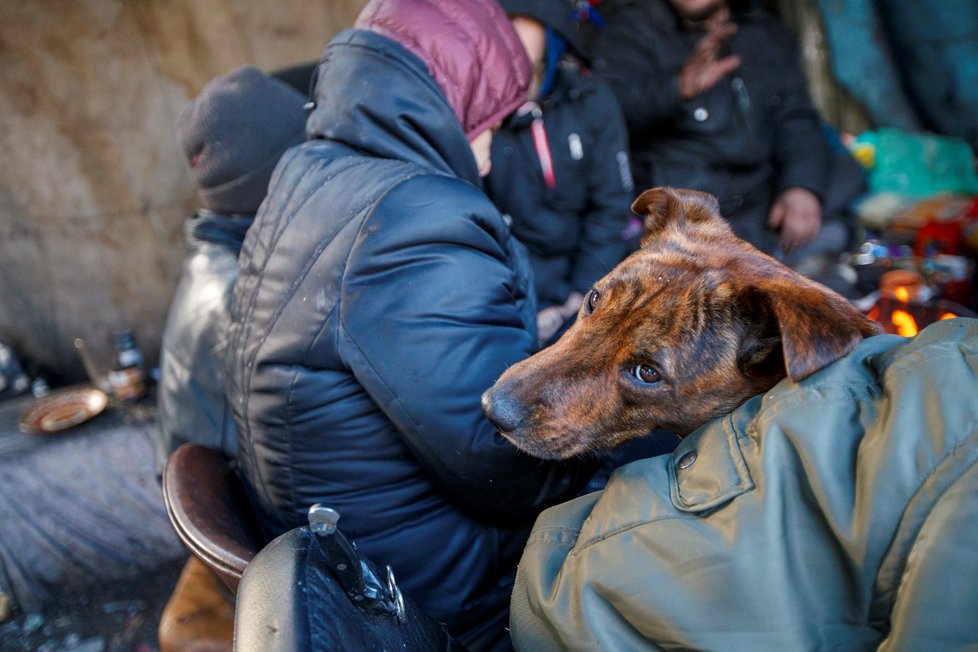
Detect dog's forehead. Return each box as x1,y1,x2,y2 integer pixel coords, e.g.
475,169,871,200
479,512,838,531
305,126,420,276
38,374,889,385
591,246,743,347
591,257,686,331
601,246,711,296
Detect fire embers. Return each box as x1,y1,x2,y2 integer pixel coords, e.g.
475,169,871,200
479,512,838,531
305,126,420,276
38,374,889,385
866,270,974,336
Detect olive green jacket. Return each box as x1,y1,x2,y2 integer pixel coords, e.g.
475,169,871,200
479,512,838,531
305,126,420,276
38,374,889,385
512,318,978,651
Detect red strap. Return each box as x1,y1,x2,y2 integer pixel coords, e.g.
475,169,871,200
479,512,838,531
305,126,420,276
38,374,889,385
530,115,556,189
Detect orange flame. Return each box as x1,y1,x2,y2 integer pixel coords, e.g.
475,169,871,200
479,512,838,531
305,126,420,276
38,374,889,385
895,286,910,303
891,310,919,337
940,312,958,321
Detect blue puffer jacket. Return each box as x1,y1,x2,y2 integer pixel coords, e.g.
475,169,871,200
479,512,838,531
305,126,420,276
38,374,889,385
226,27,597,646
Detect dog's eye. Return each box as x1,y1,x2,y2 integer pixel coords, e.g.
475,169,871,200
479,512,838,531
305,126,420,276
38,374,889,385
585,289,601,314
632,364,660,384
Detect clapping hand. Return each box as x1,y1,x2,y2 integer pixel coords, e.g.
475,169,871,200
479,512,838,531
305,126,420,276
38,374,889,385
678,9,742,101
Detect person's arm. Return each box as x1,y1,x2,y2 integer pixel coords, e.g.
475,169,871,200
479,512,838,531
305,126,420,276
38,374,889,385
764,21,832,251
767,22,831,202
767,187,822,251
571,80,633,294
156,249,238,472
676,11,741,102
339,175,598,522
590,4,687,139
879,460,978,649
592,4,740,140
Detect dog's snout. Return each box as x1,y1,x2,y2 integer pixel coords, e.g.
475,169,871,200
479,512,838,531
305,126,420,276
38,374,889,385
482,387,526,433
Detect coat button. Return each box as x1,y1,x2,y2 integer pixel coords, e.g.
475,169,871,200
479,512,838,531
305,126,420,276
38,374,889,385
692,107,709,122
677,451,697,469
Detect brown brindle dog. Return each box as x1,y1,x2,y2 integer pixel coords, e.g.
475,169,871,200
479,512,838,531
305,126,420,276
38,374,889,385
482,187,883,460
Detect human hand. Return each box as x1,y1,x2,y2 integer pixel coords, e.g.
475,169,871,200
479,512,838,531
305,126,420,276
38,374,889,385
537,293,586,346
537,306,566,345
678,12,741,101
767,187,822,252
561,292,585,319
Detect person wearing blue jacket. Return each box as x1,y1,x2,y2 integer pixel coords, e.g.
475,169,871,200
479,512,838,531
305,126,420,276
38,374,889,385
156,65,308,651
157,65,307,476
486,0,634,345
225,0,599,649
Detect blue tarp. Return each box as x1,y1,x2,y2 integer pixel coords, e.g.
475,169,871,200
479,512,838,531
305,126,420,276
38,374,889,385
818,0,978,153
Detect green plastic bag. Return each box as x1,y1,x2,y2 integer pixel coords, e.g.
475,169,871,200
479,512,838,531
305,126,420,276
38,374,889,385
853,128,978,198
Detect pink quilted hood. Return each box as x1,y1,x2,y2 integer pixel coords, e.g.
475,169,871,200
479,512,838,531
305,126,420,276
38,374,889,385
356,0,532,139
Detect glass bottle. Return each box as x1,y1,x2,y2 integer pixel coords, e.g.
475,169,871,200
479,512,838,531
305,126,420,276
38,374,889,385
108,328,146,400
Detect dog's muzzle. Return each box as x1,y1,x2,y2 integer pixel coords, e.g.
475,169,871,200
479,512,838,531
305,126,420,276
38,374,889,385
481,387,526,434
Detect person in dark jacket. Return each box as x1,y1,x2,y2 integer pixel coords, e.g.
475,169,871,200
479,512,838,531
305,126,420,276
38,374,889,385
156,65,307,651
485,0,634,345
156,65,306,475
226,1,599,649
591,0,855,264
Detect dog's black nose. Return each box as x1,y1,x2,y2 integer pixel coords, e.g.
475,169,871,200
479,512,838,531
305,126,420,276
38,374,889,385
481,387,525,433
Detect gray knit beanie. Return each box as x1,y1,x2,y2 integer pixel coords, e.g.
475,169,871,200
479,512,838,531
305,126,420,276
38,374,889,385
176,65,307,215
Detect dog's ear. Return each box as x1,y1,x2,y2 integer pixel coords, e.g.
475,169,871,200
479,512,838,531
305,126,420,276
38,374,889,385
735,287,786,382
745,277,884,382
632,187,727,247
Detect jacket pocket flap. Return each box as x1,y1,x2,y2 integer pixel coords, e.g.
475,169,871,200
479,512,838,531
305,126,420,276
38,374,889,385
669,416,754,512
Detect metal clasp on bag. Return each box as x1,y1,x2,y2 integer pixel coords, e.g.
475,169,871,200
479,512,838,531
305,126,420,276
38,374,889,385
308,504,406,623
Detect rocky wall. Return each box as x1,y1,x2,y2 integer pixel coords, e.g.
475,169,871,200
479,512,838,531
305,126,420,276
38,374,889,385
0,0,366,382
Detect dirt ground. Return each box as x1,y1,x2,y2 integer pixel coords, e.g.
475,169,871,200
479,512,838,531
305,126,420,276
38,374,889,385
0,556,184,652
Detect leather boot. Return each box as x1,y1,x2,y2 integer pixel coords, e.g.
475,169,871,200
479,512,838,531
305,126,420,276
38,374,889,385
158,556,234,652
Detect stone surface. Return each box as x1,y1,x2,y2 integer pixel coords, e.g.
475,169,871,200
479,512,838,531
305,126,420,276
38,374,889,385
0,555,184,651
0,397,186,615
0,1,366,381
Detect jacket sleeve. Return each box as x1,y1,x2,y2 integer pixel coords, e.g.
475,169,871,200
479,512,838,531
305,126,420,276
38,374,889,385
766,22,831,201
590,3,686,140
338,175,598,522
879,462,978,650
571,80,633,294
156,248,238,474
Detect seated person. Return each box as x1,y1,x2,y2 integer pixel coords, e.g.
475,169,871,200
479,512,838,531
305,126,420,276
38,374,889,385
226,1,599,649
156,65,307,474
156,65,307,650
486,0,634,345
591,0,862,268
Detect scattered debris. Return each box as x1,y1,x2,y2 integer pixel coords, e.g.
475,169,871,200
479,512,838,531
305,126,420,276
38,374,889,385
0,557,182,652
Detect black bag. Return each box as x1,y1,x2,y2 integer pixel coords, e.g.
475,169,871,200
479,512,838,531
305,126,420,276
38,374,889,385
234,506,465,651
